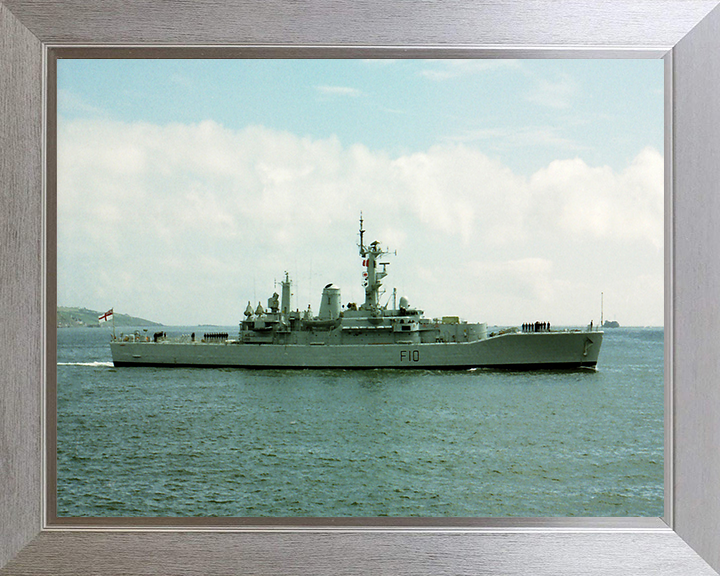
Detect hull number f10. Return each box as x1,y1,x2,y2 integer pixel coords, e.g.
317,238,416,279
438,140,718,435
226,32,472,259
400,350,420,362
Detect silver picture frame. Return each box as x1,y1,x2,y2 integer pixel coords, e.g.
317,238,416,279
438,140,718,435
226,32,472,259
2,1,720,574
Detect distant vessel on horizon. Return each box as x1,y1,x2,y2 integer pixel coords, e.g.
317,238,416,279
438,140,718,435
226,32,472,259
110,216,603,370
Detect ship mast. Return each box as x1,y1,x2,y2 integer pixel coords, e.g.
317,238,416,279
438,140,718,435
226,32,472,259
281,272,292,317
358,214,391,311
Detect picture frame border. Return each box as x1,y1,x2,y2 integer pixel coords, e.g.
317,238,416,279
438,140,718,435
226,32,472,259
44,44,668,530
2,1,720,574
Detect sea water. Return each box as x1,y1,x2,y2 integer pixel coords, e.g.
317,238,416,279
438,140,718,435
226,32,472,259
56,326,663,517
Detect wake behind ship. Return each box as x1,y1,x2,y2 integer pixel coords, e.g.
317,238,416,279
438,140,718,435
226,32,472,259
110,217,602,369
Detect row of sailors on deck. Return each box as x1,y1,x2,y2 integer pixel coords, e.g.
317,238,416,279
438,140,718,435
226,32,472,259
523,321,550,332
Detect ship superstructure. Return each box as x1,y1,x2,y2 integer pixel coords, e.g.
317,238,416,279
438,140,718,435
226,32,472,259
110,217,602,369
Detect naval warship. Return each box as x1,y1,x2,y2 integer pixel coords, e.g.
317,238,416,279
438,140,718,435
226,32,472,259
110,217,603,369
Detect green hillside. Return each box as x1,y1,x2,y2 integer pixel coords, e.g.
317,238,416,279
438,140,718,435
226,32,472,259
57,307,162,328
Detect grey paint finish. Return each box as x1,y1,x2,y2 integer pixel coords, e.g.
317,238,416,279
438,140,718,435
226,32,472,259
0,2,43,569
672,4,720,571
2,0,718,46
3,531,719,576
110,332,602,369
2,0,720,574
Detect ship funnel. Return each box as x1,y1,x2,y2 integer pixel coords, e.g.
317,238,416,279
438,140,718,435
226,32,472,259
319,284,342,320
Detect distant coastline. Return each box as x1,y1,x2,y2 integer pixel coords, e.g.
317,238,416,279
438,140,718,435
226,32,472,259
57,307,161,328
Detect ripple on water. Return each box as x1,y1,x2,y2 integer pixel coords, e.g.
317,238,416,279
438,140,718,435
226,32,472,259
56,327,664,517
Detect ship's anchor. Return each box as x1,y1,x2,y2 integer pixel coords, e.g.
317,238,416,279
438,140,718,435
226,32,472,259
583,338,593,357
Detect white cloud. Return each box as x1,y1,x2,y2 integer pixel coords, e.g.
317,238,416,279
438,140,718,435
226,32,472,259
525,74,580,109
443,125,581,152
58,118,663,327
420,59,522,81
58,89,107,117
527,147,664,249
316,85,362,97
170,73,195,90
361,59,399,66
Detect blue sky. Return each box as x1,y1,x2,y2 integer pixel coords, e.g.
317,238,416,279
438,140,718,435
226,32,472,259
57,59,664,326
59,59,663,177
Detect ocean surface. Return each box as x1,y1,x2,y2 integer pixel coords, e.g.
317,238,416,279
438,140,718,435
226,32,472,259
56,326,664,517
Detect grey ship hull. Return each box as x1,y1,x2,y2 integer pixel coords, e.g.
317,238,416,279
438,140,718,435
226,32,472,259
111,330,602,370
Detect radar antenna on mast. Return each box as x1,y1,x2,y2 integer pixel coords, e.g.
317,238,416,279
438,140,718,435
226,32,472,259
358,212,366,256
357,214,394,310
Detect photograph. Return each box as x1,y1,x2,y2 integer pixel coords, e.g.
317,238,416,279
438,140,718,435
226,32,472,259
55,58,664,518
